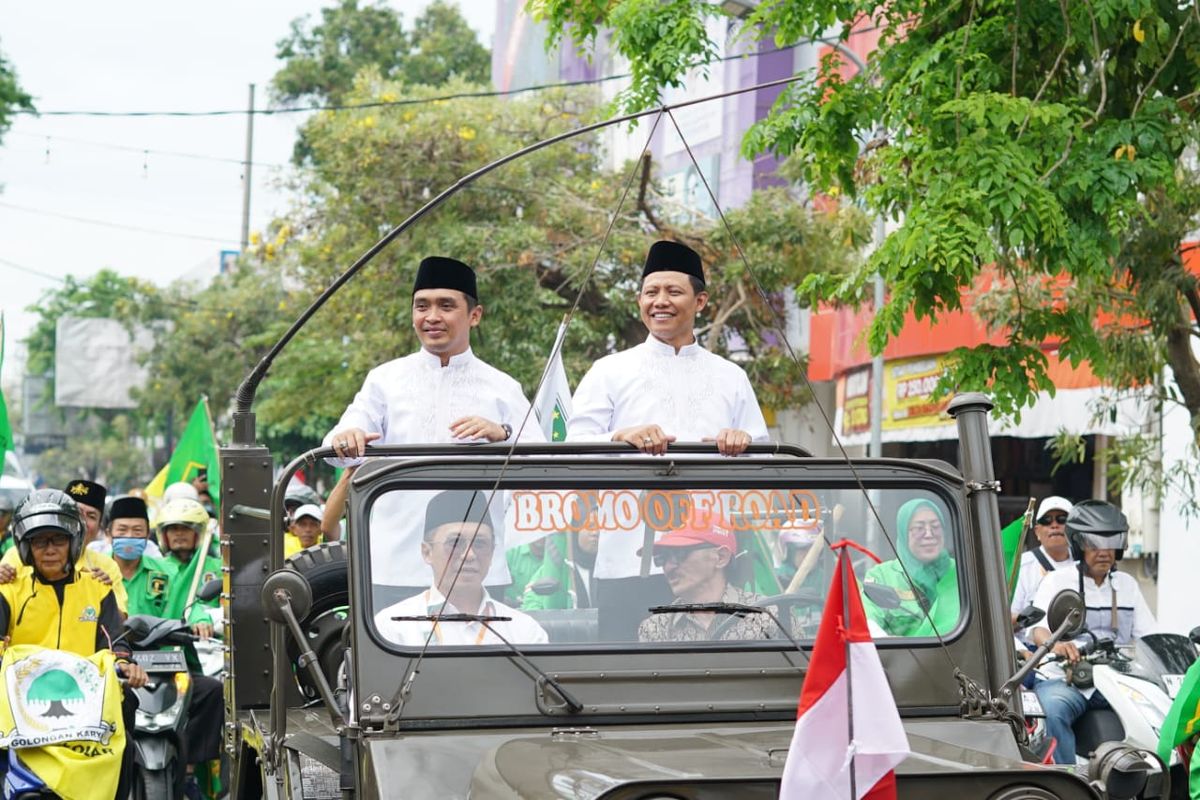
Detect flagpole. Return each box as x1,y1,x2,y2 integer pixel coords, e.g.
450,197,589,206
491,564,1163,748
841,549,857,800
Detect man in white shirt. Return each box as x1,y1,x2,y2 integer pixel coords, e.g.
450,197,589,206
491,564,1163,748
375,490,547,647
567,240,770,637
1029,500,1156,764
322,256,543,592
568,239,769,456
324,256,541,458
1011,496,1075,640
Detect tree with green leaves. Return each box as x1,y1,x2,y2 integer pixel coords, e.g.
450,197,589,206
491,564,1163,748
534,0,1200,504
249,76,868,444
272,0,488,107
0,40,33,144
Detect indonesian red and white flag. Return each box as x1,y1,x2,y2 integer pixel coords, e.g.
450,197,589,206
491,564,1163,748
779,542,910,799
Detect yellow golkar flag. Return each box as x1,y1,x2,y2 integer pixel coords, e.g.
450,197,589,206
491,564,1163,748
0,645,126,800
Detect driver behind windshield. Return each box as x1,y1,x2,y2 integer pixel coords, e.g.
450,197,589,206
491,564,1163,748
637,517,776,642
1029,500,1157,765
375,490,547,647
861,498,959,637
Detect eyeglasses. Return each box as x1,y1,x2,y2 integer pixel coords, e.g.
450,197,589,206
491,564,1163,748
652,544,715,568
907,522,943,536
30,534,70,551
1038,514,1068,526
434,535,495,555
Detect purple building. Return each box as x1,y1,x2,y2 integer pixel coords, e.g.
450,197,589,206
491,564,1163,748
491,1,819,217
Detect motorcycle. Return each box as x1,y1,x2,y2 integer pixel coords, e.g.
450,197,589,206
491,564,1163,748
125,615,198,800
126,579,225,800
1037,627,1198,796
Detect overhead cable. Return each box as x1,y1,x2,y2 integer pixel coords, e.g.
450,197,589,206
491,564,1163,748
14,27,880,119
0,201,238,245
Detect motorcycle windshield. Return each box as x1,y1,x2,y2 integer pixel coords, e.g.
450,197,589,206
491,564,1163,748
1135,633,1198,680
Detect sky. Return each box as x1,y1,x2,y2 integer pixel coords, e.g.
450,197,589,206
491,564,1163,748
0,1,497,389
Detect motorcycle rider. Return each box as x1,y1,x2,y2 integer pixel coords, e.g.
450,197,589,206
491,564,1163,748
153,496,225,797
0,489,148,798
157,498,221,631
1029,500,1157,764
1011,496,1076,642
0,480,129,610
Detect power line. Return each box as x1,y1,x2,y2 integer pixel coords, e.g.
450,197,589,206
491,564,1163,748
6,130,287,169
0,256,66,283
0,256,245,314
0,201,238,245
12,28,881,119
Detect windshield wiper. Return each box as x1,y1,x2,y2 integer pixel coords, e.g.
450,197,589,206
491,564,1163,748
649,602,762,617
648,602,809,669
390,613,511,624
385,613,584,719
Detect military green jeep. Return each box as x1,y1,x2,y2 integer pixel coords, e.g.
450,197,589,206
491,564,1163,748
215,392,1163,799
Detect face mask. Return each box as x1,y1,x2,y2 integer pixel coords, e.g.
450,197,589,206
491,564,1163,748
112,537,148,561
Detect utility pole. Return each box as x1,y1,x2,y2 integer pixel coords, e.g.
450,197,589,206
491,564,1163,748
239,83,256,253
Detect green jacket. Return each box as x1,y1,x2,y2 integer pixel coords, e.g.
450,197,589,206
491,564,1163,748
504,542,546,607
163,551,222,624
861,557,960,637
520,534,576,611
121,555,177,618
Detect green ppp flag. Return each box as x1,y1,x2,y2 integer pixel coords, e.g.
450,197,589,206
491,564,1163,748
164,398,220,506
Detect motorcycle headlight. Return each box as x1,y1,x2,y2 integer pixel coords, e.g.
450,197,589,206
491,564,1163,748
1116,681,1168,730
135,676,191,733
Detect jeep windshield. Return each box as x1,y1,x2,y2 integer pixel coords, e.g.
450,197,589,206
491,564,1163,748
363,471,965,652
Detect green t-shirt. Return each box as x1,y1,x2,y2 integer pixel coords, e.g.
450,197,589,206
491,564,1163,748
121,555,177,618
163,551,222,624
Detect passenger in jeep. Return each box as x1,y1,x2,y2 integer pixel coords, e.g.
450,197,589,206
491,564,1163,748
637,518,775,642
374,490,547,647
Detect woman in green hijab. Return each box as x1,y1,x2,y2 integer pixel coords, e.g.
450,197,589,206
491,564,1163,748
862,497,959,637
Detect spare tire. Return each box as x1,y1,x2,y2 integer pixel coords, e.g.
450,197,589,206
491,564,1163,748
285,541,349,702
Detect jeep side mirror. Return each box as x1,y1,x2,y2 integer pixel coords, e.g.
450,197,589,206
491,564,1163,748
1046,590,1086,639
1015,605,1045,631
529,578,562,596
198,578,222,602
862,582,901,610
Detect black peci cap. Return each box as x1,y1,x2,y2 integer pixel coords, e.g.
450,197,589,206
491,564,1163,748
109,495,149,522
412,256,478,302
641,240,704,285
422,490,492,539
64,479,107,510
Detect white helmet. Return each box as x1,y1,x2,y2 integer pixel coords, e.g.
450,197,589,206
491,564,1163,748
163,481,201,503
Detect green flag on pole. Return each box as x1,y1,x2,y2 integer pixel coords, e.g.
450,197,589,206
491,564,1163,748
146,398,220,506
1001,498,1036,604
0,313,11,458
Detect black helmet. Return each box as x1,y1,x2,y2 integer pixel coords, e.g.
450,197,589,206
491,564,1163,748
11,489,85,568
285,484,321,518
1066,500,1128,562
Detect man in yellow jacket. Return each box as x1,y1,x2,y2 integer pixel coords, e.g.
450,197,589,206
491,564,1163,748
0,480,128,612
0,489,147,798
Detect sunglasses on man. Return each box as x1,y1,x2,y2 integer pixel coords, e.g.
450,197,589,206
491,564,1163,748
1038,513,1068,526
652,543,716,568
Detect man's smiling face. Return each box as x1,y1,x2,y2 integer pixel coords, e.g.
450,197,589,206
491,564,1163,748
638,271,707,348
